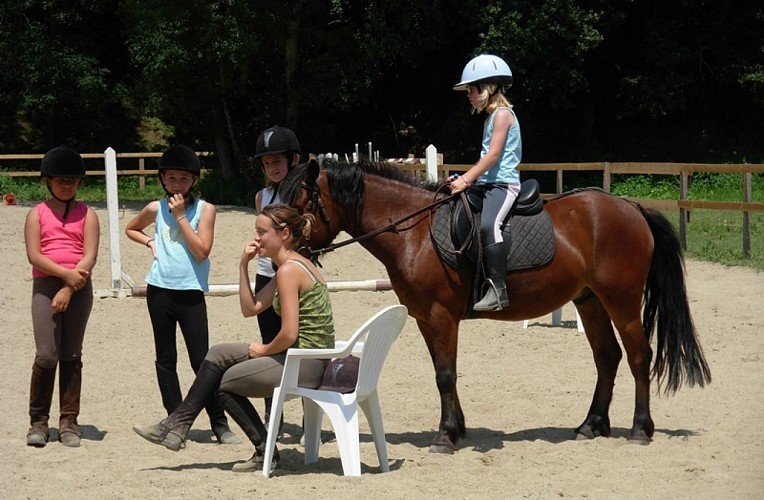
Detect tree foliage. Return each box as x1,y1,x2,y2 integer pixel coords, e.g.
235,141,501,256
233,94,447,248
0,0,133,152
0,0,761,192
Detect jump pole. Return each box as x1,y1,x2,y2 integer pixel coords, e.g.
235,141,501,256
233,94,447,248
129,279,392,298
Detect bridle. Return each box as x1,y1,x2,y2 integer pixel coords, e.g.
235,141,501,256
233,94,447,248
301,181,334,235
295,177,458,263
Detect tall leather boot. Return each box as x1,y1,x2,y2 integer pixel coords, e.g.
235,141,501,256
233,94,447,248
27,361,56,447
205,397,240,445
130,363,184,445
218,392,279,472
134,360,224,451
58,360,83,447
473,242,510,311
155,362,183,416
264,396,284,437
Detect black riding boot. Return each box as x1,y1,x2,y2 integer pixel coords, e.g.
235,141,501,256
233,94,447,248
264,396,284,437
205,396,240,445
134,360,225,451
473,242,510,311
218,392,279,472
27,361,56,447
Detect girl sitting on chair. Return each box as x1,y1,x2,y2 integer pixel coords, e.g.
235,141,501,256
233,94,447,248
134,204,335,472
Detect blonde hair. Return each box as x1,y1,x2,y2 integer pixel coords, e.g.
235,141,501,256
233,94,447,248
472,83,512,114
261,204,315,248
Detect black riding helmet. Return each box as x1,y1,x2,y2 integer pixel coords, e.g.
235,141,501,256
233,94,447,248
159,144,201,175
40,146,86,219
41,146,86,178
254,126,300,159
158,144,200,199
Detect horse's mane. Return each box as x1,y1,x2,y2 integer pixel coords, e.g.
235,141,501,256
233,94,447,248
279,159,439,208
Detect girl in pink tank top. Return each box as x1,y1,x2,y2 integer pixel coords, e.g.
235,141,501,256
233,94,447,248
24,146,99,449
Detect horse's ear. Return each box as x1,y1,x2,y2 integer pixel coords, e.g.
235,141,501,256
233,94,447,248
307,157,320,184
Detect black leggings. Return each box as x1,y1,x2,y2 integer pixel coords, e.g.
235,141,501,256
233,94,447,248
255,274,281,345
146,285,209,374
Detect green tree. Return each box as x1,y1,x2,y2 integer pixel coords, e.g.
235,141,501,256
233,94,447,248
0,0,134,152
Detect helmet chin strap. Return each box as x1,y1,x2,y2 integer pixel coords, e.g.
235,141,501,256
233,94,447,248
46,182,76,220
160,178,197,206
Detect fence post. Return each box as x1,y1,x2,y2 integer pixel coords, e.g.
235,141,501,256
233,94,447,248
104,147,124,296
743,172,752,258
603,162,611,192
426,144,438,183
139,158,145,190
679,170,689,250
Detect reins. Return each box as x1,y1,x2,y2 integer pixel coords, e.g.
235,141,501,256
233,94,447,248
298,181,459,262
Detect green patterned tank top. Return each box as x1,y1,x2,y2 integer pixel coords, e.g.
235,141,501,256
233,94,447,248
273,259,334,349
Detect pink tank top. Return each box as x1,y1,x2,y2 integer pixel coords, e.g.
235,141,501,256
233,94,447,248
32,201,88,278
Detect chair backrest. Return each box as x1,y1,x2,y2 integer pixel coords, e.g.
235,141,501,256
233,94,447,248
352,305,407,398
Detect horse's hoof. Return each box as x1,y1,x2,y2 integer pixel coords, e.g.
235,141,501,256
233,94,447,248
575,431,594,441
574,423,600,440
428,435,457,454
429,444,456,454
627,431,652,445
575,416,610,440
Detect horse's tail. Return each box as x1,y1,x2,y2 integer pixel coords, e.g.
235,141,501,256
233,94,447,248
639,206,712,394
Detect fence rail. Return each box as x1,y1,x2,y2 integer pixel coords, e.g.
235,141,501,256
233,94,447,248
2,152,761,256
0,152,210,189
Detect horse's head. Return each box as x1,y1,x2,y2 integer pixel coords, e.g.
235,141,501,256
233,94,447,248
279,157,340,255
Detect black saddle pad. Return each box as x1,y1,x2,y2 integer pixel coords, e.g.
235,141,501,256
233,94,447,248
431,198,556,271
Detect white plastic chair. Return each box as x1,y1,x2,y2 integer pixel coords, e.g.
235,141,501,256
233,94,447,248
262,304,408,477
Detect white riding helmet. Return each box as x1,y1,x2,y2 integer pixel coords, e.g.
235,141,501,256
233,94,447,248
453,54,513,90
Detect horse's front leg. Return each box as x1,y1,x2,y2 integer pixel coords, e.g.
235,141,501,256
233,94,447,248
416,317,465,453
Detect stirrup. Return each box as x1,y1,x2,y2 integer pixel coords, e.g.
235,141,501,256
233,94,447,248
473,280,508,312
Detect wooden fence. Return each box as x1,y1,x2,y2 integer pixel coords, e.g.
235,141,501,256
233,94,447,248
0,152,212,189
400,161,764,257
2,152,762,256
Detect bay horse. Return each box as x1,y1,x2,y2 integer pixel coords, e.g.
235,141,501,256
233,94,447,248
279,158,711,453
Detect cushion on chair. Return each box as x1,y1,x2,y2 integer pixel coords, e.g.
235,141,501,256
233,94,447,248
318,355,359,393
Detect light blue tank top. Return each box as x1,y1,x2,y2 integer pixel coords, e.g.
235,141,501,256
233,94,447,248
145,198,210,292
477,107,522,185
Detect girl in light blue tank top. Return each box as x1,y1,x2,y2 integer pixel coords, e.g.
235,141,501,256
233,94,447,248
125,145,236,444
451,54,523,312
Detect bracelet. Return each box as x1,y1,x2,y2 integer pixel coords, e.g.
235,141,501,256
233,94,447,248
176,215,187,223
145,238,153,247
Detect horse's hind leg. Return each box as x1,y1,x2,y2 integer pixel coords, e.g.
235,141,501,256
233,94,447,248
611,312,654,444
575,295,622,439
